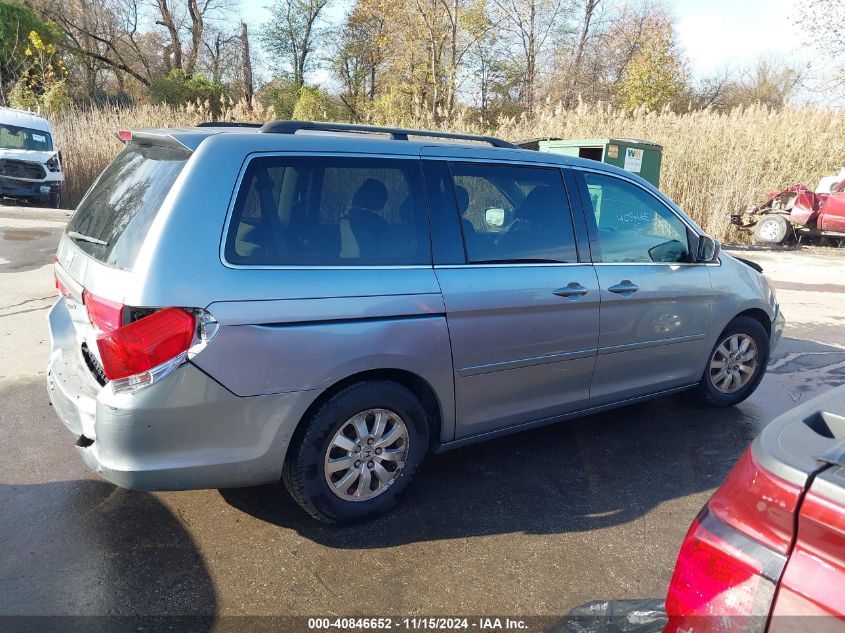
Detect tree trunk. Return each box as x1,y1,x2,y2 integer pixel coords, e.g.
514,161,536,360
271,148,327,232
240,22,254,108
568,0,599,106
156,0,183,71
185,0,204,76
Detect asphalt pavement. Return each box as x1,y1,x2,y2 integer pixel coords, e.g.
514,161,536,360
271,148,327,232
1,206,844,622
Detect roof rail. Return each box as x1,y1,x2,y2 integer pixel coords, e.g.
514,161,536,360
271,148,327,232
197,121,263,128
259,120,518,149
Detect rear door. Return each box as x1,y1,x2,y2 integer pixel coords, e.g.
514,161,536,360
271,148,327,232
571,169,713,405
423,159,600,439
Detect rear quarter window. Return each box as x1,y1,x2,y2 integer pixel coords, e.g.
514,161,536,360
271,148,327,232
66,144,190,269
224,155,430,266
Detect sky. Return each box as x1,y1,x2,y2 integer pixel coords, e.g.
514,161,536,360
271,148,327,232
237,0,829,103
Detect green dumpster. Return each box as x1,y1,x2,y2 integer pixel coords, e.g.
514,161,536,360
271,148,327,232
536,138,663,188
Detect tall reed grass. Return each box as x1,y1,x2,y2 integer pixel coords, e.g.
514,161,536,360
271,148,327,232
51,100,845,242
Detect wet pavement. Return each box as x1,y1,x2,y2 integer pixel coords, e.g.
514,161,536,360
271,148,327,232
1,207,844,619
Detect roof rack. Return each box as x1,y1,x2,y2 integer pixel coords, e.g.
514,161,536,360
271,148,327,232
197,121,263,128
258,120,518,149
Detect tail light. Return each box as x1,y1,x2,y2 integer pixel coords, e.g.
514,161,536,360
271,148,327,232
83,289,124,332
82,291,213,393
53,257,71,297
96,307,195,382
664,449,802,631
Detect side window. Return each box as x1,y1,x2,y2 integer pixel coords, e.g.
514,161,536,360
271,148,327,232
581,172,690,263
449,163,577,263
224,156,430,266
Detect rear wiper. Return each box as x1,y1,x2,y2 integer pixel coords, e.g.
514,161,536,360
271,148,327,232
470,258,567,264
67,231,108,246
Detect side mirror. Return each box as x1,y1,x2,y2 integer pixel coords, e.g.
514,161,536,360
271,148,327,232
57,150,63,164
485,207,505,227
697,235,720,262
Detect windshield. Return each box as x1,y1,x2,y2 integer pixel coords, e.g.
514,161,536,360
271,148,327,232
66,143,190,269
0,123,54,151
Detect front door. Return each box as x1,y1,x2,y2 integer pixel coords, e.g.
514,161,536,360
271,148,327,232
429,160,600,439
573,169,714,405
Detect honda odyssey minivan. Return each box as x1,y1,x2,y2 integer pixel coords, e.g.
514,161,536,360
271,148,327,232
48,121,784,522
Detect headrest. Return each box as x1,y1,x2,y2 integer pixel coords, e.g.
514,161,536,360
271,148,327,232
351,178,388,211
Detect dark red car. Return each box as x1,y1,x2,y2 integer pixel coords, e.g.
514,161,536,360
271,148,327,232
664,385,845,632
732,183,845,245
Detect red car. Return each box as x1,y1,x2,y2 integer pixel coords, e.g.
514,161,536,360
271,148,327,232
732,182,845,245
664,385,845,632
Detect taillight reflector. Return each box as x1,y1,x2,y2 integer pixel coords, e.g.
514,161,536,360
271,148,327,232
83,290,124,333
53,257,71,297
96,308,195,381
116,130,132,142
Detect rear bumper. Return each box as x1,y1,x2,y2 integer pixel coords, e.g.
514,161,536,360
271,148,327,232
46,300,319,491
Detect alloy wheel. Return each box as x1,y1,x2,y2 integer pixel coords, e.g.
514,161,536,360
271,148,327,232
324,408,409,501
709,333,759,393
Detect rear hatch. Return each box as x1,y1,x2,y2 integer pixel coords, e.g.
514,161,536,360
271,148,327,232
50,138,193,419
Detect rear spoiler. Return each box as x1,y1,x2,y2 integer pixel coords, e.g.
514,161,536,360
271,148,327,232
115,129,205,151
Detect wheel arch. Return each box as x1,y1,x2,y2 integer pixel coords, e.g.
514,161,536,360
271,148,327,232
734,307,772,338
291,368,445,455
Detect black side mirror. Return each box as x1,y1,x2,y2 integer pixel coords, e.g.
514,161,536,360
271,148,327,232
697,235,720,262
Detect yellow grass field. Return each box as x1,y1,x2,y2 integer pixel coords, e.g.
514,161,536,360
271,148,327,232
52,101,845,242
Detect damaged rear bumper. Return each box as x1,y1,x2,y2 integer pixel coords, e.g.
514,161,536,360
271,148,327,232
46,298,319,491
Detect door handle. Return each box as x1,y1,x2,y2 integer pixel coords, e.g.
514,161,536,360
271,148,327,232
553,282,589,298
607,280,639,295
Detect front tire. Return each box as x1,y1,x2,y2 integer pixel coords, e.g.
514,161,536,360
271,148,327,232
283,381,429,523
753,214,790,244
48,188,62,209
695,316,770,406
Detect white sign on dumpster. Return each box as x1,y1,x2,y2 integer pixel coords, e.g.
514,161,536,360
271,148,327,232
623,147,643,173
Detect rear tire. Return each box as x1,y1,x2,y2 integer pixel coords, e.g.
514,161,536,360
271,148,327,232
283,381,429,523
753,214,790,244
695,316,770,407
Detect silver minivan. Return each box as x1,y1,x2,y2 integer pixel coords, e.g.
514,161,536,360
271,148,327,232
48,122,784,522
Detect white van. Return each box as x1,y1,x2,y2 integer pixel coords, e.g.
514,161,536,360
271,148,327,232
0,106,63,208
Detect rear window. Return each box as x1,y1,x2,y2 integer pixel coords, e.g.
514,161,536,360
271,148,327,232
224,155,429,266
66,144,189,269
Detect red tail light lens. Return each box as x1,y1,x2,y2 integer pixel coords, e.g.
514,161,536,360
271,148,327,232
664,448,800,630
116,130,132,142
666,514,772,620
96,308,195,381
83,289,124,332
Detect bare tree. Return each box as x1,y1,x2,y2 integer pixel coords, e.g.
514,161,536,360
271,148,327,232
564,0,599,105
491,0,568,114
36,0,159,87
261,0,331,89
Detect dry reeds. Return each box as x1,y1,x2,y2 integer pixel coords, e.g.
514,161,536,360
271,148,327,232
51,100,845,242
